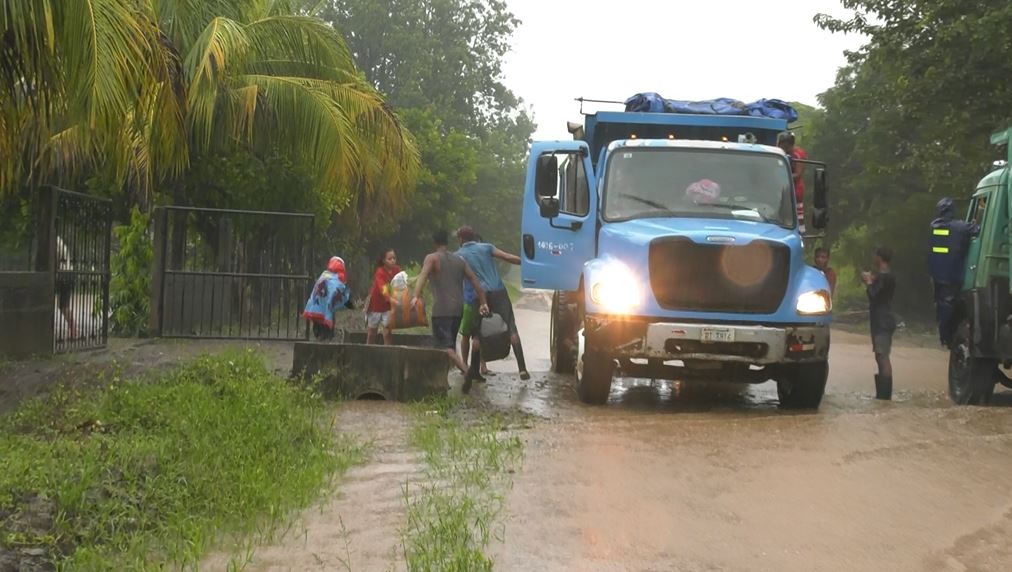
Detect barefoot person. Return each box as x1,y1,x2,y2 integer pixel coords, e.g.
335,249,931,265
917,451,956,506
411,230,489,384
366,247,400,345
455,226,530,387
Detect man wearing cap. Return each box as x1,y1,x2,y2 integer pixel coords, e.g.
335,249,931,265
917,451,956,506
928,197,977,347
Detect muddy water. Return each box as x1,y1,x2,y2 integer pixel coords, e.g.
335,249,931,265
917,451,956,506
470,305,1012,571
203,401,423,572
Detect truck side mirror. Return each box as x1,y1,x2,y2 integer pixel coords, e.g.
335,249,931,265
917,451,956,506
535,154,558,199
812,168,829,230
539,197,561,219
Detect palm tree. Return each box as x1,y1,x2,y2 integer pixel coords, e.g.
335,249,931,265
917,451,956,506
0,0,417,208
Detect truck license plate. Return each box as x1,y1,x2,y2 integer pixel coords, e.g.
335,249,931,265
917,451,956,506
701,328,734,343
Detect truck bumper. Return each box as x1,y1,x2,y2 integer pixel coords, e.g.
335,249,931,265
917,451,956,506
585,317,830,364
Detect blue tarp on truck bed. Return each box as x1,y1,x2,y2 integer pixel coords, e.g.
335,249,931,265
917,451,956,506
624,93,798,123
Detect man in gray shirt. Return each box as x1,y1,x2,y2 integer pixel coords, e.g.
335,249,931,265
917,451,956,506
411,230,488,383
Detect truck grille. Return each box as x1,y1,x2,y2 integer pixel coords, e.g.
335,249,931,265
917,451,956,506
648,237,789,314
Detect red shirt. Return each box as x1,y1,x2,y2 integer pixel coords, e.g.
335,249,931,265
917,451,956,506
367,265,401,313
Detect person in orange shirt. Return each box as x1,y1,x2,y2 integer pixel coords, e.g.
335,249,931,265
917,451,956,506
814,247,837,295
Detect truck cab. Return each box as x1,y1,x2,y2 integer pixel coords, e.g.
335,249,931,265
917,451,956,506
521,108,832,408
947,126,1012,405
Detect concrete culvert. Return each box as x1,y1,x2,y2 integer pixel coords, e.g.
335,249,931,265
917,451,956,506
357,392,388,401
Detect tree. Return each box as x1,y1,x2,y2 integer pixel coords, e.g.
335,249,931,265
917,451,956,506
0,0,418,214
324,0,534,260
807,0,1012,318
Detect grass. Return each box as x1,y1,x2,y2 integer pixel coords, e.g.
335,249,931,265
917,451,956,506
0,350,363,570
401,398,525,571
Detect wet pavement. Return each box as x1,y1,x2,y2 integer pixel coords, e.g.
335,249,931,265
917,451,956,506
200,296,1012,571
473,304,1012,571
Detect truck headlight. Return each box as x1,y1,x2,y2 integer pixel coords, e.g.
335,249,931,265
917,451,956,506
796,290,832,315
590,263,640,314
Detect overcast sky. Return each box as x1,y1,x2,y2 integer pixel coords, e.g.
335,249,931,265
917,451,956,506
501,0,869,140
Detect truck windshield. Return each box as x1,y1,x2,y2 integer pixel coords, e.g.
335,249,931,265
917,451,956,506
602,148,795,227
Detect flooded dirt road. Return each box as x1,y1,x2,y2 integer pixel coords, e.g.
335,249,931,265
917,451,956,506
471,301,1012,572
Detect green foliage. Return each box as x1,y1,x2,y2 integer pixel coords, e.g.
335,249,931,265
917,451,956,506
402,398,524,571
108,208,153,336
324,0,534,264
0,351,361,569
808,0,1012,318
2,0,418,222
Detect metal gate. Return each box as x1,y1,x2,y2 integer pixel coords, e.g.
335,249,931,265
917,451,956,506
52,189,112,353
151,207,314,340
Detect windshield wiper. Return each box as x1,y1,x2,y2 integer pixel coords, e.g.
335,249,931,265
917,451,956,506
702,203,777,224
617,193,676,214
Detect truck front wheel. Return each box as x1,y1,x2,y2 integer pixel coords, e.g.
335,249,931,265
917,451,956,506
576,331,614,405
550,291,576,374
948,321,996,405
776,361,828,409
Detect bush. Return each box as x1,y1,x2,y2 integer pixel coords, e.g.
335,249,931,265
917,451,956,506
108,208,153,336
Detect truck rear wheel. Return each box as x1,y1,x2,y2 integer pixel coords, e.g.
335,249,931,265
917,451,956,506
777,361,828,410
550,291,576,374
576,329,614,405
948,321,996,405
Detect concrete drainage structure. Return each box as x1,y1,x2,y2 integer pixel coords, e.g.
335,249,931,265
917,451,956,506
292,333,449,401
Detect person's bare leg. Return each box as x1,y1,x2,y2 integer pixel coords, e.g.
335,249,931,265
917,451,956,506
61,308,77,339
446,349,467,375
366,326,377,345
461,334,471,364
511,332,529,380
382,327,393,346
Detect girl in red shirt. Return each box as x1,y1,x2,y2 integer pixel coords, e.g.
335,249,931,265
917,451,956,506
367,248,400,345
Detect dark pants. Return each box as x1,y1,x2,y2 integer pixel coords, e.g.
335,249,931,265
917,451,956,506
933,281,959,345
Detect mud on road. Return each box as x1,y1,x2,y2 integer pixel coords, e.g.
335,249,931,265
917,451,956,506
7,298,1012,571
471,305,1012,572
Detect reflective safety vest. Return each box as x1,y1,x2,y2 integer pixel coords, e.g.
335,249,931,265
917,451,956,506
928,219,971,285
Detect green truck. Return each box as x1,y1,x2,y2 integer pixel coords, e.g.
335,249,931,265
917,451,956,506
949,126,1012,404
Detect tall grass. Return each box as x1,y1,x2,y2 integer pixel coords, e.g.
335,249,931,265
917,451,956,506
0,350,362,570
402,399,524,571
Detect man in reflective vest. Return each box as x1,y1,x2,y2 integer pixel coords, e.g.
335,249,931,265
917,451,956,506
928,197,977,347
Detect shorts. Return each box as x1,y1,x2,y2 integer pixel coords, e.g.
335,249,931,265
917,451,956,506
431,316,462,350
872,331,893,356
367,311,390,329
468,289,517,337
459,303,477,336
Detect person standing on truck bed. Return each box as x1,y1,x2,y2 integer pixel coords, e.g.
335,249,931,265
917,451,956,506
777,132,808,232
455,226,531,387
863,247,897,400
927,197,977,348
411,230,489,380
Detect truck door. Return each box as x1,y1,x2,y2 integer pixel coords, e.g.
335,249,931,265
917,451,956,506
520,141,597,291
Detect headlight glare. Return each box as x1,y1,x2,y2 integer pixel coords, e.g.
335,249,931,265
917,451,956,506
796,290,832,315
590,263,640,314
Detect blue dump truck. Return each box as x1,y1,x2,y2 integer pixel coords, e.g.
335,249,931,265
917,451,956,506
520,99,832,408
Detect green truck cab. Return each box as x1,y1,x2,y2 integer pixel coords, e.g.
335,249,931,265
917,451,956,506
949,126,1012,404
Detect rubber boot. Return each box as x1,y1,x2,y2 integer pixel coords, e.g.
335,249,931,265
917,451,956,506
875,375,893,401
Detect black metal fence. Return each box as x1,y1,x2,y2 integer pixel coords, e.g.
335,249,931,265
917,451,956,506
53,190,112,352
152,207,314,340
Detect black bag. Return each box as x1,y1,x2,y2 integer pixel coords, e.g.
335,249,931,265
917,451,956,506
479,313,511,362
